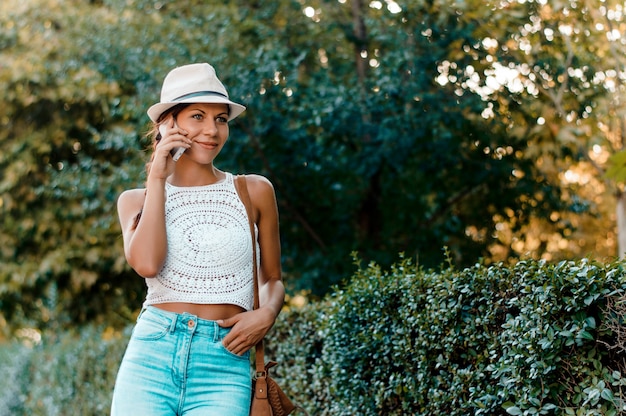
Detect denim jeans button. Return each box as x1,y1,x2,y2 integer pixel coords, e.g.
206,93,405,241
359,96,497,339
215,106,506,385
188,319,195,328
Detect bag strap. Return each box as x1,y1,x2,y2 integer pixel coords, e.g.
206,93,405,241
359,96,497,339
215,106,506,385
233,174,266,376
235,174,309,416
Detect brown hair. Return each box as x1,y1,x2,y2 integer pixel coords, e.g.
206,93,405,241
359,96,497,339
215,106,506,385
131,103,192,230
144,104,191,177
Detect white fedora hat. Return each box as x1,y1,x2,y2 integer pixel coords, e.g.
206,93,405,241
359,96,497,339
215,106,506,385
147,63,246,122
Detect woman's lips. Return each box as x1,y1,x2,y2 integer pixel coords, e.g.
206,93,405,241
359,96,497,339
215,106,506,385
196,142,218,149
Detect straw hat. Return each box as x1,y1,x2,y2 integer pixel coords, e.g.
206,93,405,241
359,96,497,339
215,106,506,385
147,63,246,122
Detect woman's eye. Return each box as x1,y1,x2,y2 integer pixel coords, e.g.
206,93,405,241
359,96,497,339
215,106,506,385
217,116,228,123
192,114,203,120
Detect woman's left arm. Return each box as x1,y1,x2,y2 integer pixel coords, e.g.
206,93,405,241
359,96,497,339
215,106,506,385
219,174,285,355
250,174,285,320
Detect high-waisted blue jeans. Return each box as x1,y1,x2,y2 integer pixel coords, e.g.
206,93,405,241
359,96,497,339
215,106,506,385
111,306,251,415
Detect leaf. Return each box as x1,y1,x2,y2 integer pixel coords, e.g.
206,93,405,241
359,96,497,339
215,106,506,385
504,404,523,415
606,150,626,181
579,330,594,341
600,388,614,401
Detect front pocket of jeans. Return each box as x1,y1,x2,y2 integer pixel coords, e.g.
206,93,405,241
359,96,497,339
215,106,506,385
132,317,169,341
218,342,250,361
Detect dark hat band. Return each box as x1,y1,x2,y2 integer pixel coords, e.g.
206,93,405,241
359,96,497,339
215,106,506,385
173,90,228,102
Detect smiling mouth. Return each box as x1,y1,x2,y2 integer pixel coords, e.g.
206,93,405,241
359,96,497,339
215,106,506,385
196,142,218,149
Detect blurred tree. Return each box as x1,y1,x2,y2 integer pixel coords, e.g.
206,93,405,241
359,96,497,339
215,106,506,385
465,0,626,261
0,0,149,332
0,0,622,332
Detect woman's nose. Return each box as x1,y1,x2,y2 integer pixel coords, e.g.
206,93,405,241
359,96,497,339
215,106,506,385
203,120,218,135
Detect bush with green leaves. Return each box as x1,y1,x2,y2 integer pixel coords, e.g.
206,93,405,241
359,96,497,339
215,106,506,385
2,256,626,415
270,255,626,415
0,326,129,416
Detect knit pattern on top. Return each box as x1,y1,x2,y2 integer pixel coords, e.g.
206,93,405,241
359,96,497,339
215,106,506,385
143,172,255,311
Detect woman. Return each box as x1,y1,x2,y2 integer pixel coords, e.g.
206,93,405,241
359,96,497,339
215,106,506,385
111,63,285,415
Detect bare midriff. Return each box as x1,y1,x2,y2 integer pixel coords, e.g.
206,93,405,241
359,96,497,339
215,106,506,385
153,302,246,321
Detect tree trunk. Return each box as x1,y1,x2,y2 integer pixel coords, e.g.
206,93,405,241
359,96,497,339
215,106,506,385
617,191,626,258
349,0,382,245
351,0,367,83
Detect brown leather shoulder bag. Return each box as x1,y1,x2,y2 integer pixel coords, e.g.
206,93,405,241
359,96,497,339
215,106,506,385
234,175,308,416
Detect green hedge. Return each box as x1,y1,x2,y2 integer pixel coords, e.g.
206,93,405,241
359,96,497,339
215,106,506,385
270,255,626,415
0,326,129,415
2,257,626,415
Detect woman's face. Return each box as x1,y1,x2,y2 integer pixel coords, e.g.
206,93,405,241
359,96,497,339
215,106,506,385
172,103,230,163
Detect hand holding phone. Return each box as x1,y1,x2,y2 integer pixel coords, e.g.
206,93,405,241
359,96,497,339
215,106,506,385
159,119,186,162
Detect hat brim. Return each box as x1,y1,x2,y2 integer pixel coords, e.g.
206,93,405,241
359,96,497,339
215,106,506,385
147,96,246,122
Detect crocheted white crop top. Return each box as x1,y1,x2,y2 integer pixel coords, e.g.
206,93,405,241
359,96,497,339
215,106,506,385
143,172,255,311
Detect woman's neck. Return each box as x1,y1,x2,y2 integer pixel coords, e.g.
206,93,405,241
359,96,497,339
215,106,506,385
168,164,225,187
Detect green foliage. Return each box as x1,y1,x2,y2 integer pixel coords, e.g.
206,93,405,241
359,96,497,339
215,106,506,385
607,151,626,183
2,258,626,414
0,0,147,331
270,256,626,415
265,301,333,409
0,340,31,415
1,0,624,331
0,326,129,415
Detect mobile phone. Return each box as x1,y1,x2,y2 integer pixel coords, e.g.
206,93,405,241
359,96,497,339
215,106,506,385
159,120,186,162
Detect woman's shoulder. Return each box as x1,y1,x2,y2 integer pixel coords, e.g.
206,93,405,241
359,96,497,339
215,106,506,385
242,174,274,196
117,188,147,212
241,173,272,187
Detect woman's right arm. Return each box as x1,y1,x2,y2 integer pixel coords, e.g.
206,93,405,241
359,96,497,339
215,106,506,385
117,177,169,278
118,117,190,277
